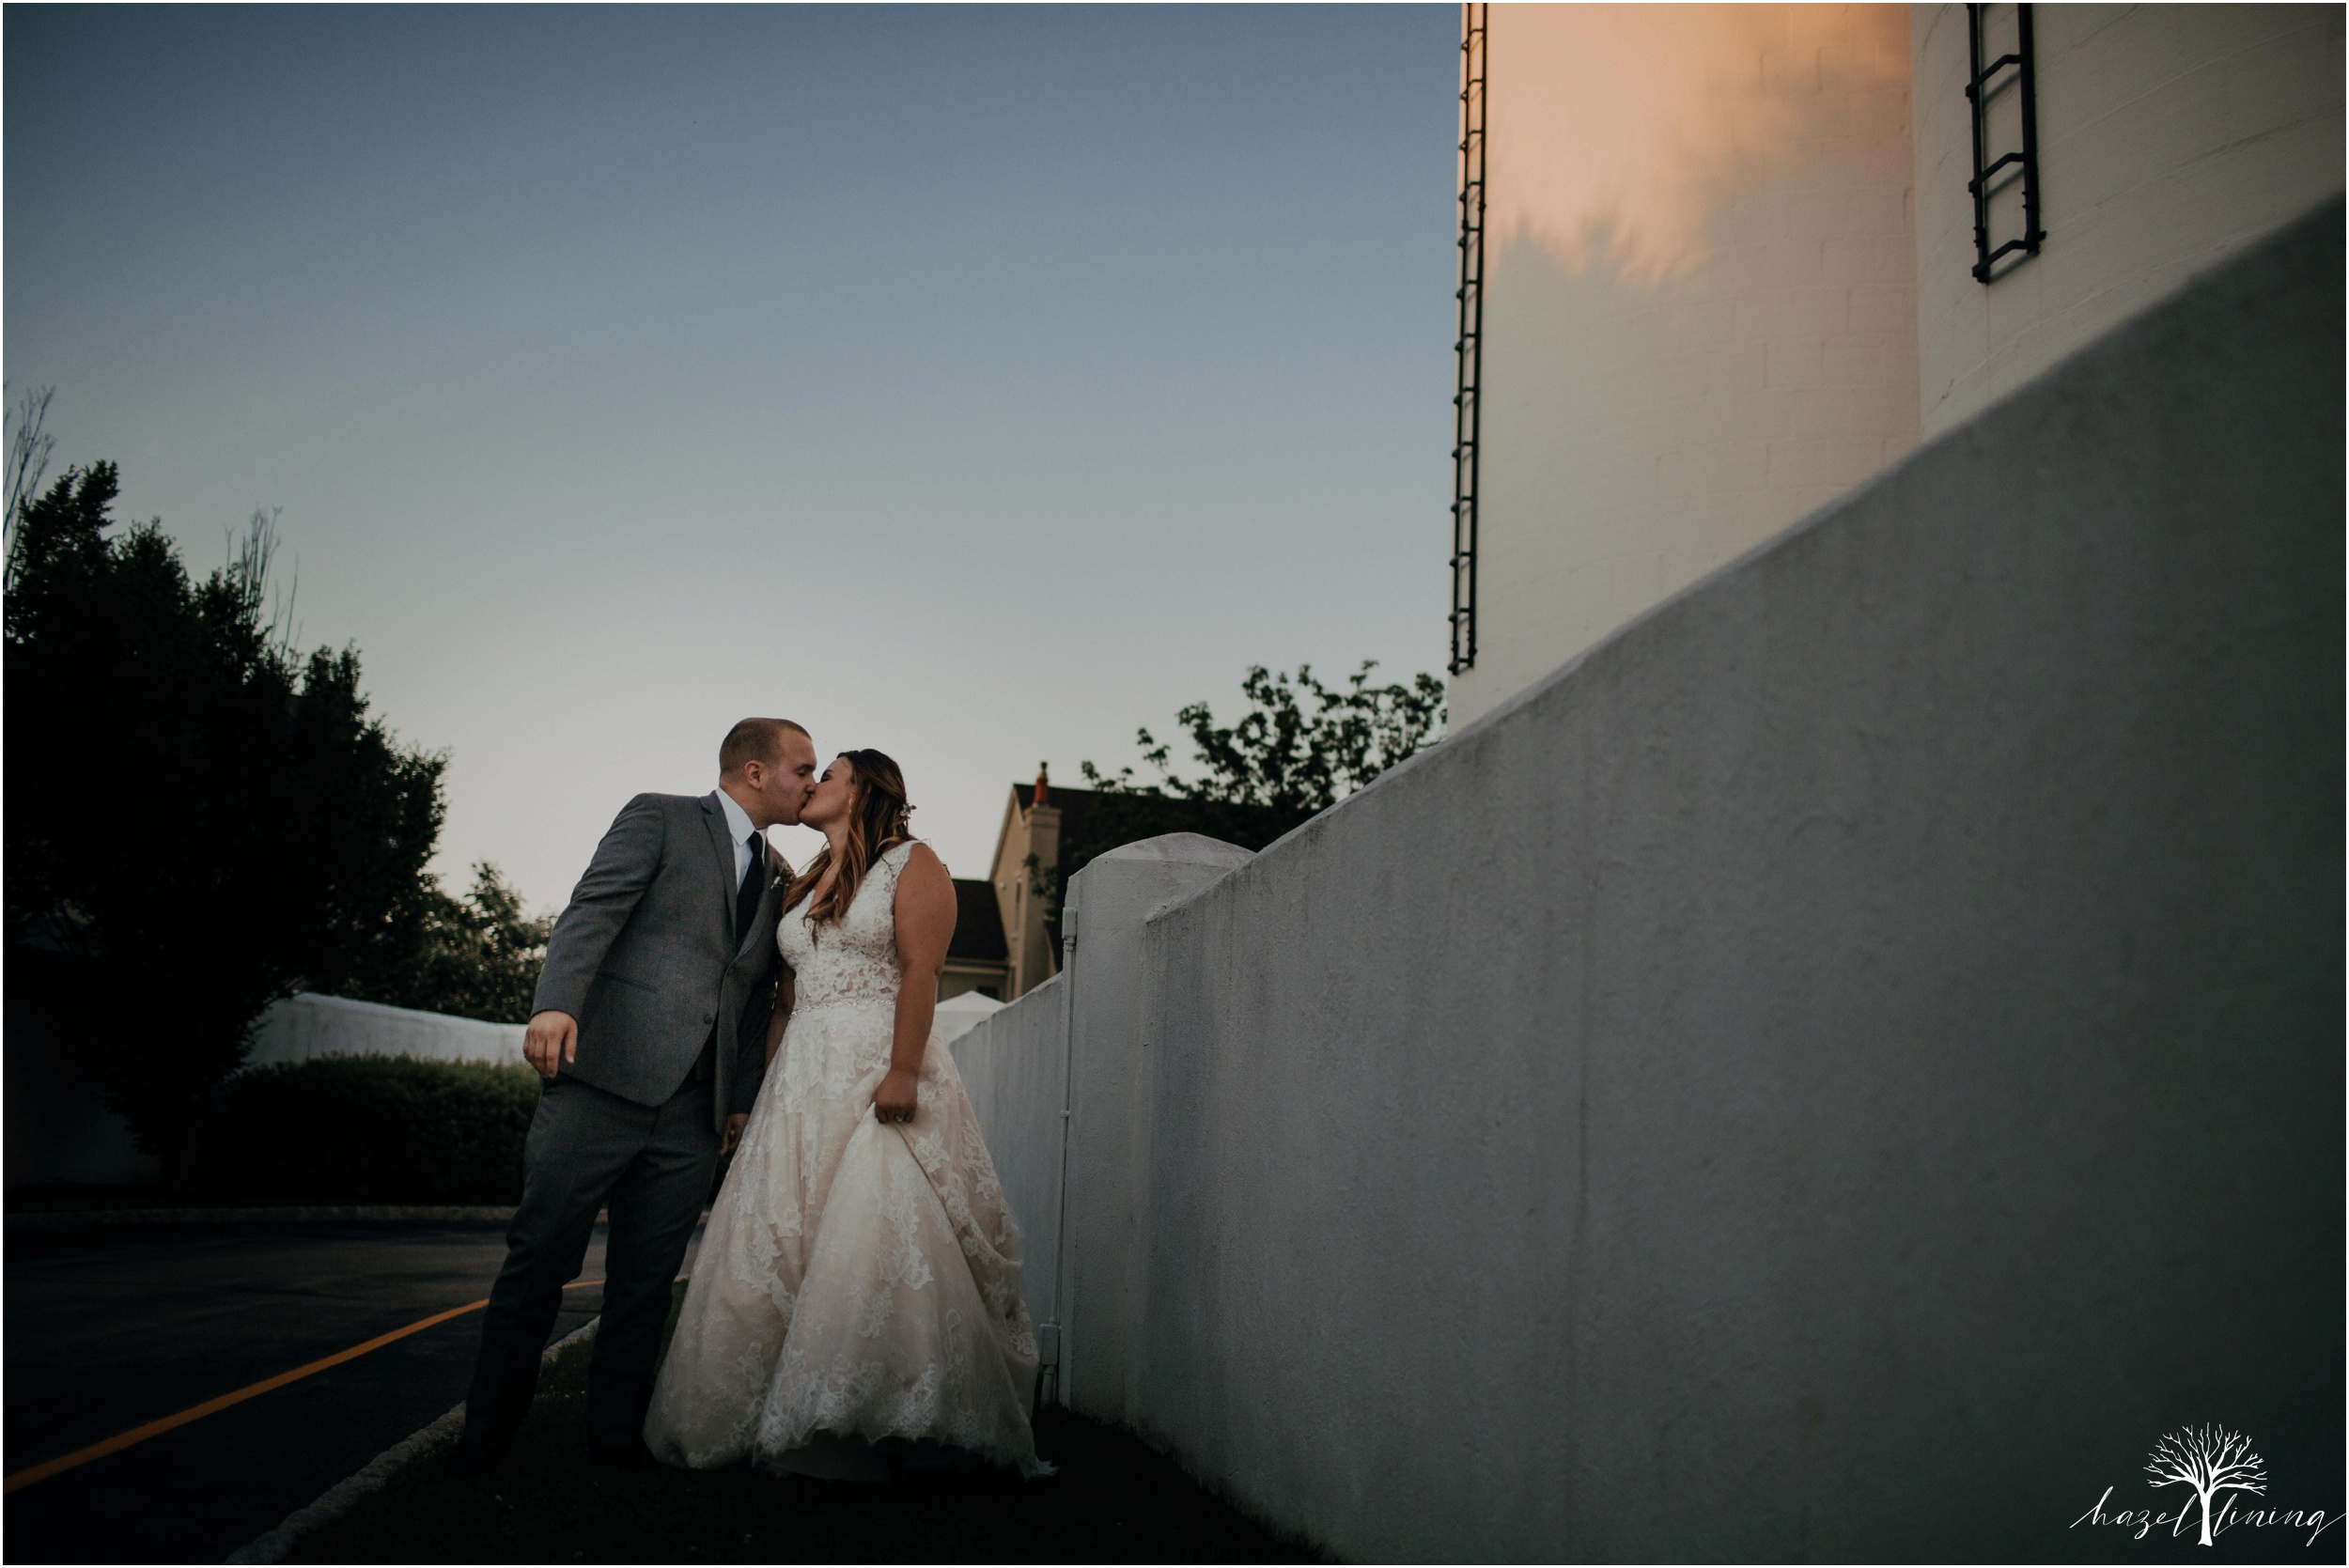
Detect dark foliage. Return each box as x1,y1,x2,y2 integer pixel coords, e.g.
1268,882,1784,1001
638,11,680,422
4,462,446,1160
1080,659,1447,840
1059,790,1303,875
318,862,553,1025
1021,660,1443,964
208,1057,540,1203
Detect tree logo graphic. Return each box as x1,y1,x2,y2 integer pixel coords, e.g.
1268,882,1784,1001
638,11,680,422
2146,1425,2268,1546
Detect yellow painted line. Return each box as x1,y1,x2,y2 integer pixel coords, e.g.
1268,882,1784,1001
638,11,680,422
4,1279,606,1494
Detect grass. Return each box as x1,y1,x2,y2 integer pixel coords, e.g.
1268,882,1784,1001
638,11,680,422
294,1289,1320,1564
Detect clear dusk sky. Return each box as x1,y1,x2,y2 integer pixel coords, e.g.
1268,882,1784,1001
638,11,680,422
6,3,1459,907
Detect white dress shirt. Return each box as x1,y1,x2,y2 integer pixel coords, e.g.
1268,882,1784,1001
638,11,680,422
716,788,763,889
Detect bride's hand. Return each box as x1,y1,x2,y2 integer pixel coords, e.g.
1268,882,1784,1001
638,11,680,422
873,1068,919,1126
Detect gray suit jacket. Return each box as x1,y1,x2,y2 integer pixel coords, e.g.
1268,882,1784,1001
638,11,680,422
532,790,788,1131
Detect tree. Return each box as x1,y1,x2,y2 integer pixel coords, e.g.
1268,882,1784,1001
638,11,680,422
2146,1425,2268,1546
1081,659,1447,834
5,383,56,557
317,862,554,1025
1009,660,1449,963
5,462,447,1168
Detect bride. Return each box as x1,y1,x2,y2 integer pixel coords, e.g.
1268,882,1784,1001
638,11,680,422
645,748,1048,1479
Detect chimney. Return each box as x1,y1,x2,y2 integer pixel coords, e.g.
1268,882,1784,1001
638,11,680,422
1034,763,1050,808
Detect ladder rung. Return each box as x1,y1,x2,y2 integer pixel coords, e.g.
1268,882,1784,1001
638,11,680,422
1966,52,2021,96
1968,149,2025,194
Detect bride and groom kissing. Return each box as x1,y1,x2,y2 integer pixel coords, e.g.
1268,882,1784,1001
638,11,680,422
453,717,1049,1482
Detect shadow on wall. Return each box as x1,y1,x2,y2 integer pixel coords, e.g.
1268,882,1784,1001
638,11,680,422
1488,4,1911,283
1466,3,1921,723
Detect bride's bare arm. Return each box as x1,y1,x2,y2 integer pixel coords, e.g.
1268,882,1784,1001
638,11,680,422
874,845,956,1125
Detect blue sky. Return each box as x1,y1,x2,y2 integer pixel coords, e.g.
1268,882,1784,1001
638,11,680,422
6,3,1459,905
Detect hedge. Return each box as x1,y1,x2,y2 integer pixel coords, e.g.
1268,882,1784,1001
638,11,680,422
208,1056,541,1203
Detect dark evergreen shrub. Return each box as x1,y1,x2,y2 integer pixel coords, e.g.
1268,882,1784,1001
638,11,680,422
209,1057,540,1203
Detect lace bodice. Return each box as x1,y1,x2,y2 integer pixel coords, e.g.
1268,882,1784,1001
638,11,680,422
647,836,1047,1479
778,840,917,1008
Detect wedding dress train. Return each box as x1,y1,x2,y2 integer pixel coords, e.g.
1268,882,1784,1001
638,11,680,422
644,841,1048,1477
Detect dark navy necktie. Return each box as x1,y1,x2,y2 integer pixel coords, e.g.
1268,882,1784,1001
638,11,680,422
735,832,766,939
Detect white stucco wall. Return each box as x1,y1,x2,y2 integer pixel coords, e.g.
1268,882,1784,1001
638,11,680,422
957,210,2341,1558
951,835,1253,1402
1911,3,2345,438
952,972,1071,1339
1458,5,2343,729
931,988,1003,1046
1453,4,1921,728
1050,834,1254,1419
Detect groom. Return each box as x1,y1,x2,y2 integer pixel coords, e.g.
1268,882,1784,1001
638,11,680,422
453,717,820,1471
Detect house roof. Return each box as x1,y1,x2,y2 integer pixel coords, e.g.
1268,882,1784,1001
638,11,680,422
1013,780,1097,881
1014,781,1299,883
1003,780,1301,969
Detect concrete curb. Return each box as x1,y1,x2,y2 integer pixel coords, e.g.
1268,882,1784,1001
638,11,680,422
222,1316,599,1565
8,1205,521,1229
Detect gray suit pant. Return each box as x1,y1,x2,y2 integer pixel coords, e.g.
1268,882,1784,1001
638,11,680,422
462,1071,717,1455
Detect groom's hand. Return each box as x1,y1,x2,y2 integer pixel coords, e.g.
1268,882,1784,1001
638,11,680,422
721,1115,748,1156
524,1011,578,1079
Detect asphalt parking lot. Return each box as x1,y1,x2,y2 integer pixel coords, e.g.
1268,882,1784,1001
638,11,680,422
4,1219,608,1564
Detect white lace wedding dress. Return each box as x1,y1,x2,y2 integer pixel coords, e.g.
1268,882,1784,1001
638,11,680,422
644,840,1048,1478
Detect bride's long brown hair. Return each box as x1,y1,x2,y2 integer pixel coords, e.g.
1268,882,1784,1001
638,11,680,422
785,749,913,933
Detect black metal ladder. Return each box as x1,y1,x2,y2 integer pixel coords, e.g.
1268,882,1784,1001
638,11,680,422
1967,2,2046,282
1449,2,1487,675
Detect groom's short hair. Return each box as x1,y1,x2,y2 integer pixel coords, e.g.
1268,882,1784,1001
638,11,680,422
720,718,809,777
